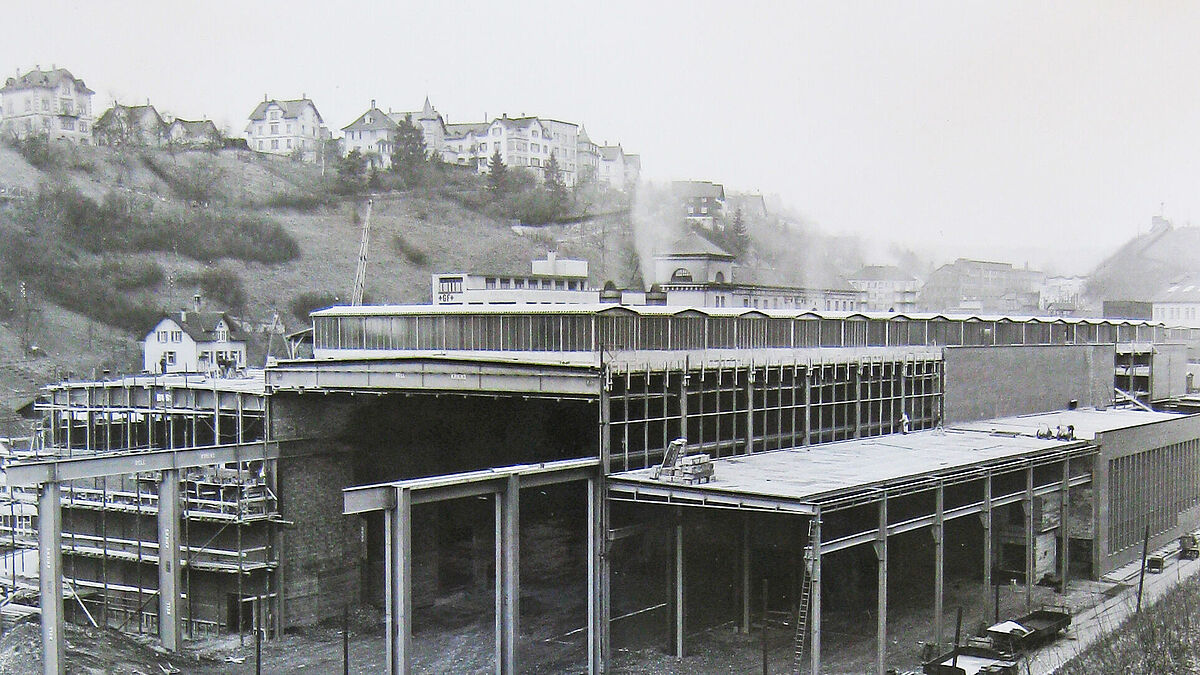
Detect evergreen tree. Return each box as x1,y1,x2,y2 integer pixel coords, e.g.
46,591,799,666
487,150,508,197
390,114,427,187
731,207,750,257
337,149,368,194
543,152,568,217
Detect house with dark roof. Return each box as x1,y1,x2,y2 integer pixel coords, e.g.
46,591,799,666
93,103,166,147
1151,274,1200,329
848,265,919,312
166,118,222,149
341,101,400,168
389,97,446,156
672,180,726,229
245,95,327,162
0,66,95,143
143,309,248,374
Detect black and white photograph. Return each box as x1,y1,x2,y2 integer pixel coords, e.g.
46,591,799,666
3,2,1200,673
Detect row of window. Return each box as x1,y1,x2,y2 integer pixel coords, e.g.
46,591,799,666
157,330,183,343
314,312,1180,353
482,277,582,290
253,123,314,136
12,95,89,117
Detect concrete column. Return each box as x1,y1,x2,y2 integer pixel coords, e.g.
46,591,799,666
1025,467,1034,611
600,487,612,672
810,513,822,675
39,482,64,675
674,508,685,658
875,495,888,675
745,367,755,454
496,475,519,674
1060,459,1070,591
587,478,603,674
741,513,751,634
385,488,413,675
934,484,944,648
158,468,181,652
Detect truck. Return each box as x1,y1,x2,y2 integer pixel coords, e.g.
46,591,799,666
984,607,1072,654
921,646,1018,675
1181,533,1200,560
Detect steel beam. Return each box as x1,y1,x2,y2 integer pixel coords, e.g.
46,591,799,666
7,441,281,487
741,513,751,634
343,457,600,515
39,482,63,675
1060,460,1070,591
983,474,993,619
158,468,182,652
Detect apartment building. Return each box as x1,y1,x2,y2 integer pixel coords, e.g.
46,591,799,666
245,96,327,162
0,66,95,143
848,265,920,312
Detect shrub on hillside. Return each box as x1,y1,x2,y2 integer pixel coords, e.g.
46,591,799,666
12,134,58,170
391,234,429,266
266,192,331,211
36,185,300,264
102,260,165,291
290,291,341,324
181,267,247,308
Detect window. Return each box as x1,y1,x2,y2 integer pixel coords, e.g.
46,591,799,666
79,121,87,132
271,139,279,149
485,277,497,289
270,123,278,134
42,99,49,111
157,330,168,342
60,118,73,130
258,140,264,149
171,330,182,342
286,139,292,148
513,279,524,289
499,278,511,289
287,123,293,133
164,351,176,365
671,268,693,282
270,111,279,120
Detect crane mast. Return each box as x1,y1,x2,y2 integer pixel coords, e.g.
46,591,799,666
351,197,373,306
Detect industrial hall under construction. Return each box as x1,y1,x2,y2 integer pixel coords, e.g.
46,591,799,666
6,305,1200,673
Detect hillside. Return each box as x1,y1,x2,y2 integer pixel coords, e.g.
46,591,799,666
0,142,642,435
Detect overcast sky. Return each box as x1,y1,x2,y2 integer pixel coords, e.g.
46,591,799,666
5,1,1200,274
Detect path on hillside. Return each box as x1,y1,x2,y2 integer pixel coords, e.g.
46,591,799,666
1028,550,1200,674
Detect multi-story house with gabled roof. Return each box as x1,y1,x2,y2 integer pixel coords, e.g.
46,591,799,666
0,66,95,143
93,103,167,147
389,97,446,156
245,95,327,162
341,101,398,169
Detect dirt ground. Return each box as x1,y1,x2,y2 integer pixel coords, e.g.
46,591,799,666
0,571,1151,674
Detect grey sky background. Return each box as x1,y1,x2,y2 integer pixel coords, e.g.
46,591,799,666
5,1,1200,275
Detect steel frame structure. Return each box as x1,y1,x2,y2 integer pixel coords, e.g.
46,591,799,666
342,457,602,675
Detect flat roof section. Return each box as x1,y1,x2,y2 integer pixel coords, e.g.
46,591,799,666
41,371,266,396
608,429,1087,514
952,408,1185,440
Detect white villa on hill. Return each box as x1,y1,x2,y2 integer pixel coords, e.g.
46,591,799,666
245,96,327,162
143,310,248,374
0,66,95,143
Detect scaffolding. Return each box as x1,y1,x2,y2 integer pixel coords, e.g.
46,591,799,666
2,373,279,640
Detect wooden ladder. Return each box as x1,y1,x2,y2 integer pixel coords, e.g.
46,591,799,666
792,518,815,674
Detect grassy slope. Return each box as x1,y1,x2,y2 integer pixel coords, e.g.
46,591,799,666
0,145,644,435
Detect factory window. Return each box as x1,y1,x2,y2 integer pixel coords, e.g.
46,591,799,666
485,278,497,289
500,278,511,289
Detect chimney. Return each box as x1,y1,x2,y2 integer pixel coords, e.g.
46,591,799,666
371,99,376,110
193,293,202,313
264,93,268,102
180,308,187,323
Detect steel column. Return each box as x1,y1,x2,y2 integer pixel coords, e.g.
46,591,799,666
1025,467,1034,611
741,513,751,634
876,495,888,675
1060,460,1070,591
674,508,685,658
158,468,182,652
934,484,944,648
982,474,993,618
810,513,822,675
496,475,519,674
39,482,64,675
385,488,412,674
587,478,602,674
